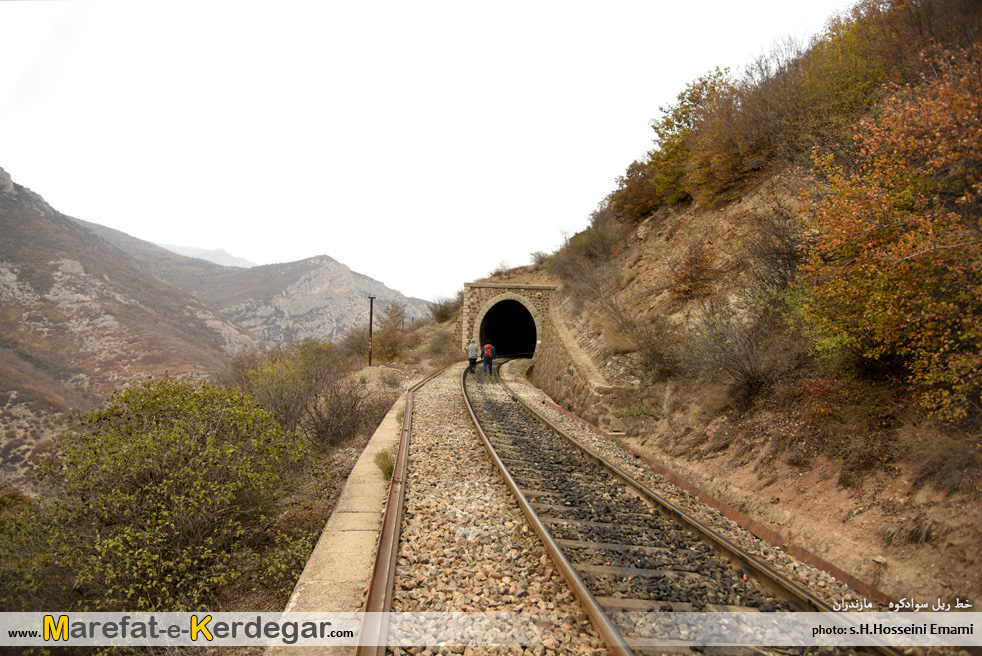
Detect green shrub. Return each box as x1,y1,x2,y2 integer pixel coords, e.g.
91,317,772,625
1,379,305,612
254,530,319,598
218,340,365,447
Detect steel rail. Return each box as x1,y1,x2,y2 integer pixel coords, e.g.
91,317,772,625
355,366,447,656
461,365,636,656
491,359,904,656
492,362,831,614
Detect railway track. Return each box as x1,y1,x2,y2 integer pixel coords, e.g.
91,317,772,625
461,360,893,655
359,360,899,655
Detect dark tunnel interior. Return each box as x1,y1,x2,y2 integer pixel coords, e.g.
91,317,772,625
479,299,537,357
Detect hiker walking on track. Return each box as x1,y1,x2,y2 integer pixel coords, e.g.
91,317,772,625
482,341,495,375
467,338,480,373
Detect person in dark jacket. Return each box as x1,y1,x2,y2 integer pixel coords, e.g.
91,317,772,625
482,342,495,375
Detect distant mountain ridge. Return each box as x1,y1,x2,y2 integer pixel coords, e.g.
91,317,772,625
157,244,256,268
194,254,430,344
0,169,257,402
72,220,431,345
0,167,259,490
0,165,432,492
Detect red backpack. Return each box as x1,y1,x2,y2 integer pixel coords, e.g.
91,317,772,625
483,344,493,358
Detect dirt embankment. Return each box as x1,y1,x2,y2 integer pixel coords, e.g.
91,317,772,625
493,168,981,608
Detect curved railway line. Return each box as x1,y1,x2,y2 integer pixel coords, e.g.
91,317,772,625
358,360,900,655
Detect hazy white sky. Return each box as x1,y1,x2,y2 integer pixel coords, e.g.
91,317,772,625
1,0,857,301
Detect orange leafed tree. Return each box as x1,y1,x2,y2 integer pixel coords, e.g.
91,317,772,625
800,45,982,421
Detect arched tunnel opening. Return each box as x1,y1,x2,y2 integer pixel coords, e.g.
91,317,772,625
479,299,537,357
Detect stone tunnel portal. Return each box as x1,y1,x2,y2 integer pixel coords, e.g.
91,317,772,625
480,299,537,357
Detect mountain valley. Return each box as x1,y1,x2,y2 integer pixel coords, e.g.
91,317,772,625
0,167,430,492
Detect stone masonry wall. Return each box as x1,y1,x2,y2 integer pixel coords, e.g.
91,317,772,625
459,282,616,430
528,299,616,430
459,283,555,352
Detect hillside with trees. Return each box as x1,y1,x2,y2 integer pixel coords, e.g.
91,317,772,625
0,171,430,493
0,295,460,615
498,0,981,602
0,160,460,616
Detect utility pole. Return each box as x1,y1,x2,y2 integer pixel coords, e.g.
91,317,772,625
368,295,375,367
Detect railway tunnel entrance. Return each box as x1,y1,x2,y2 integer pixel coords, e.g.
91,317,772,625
460,283,557,359
480,299,537,357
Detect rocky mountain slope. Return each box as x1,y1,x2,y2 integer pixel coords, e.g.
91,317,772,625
0,168,259,490
72,218,431,345
0,166,431,492
194,255,431,344
0,170,257,398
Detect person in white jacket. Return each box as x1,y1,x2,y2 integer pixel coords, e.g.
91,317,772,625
467,338,480,373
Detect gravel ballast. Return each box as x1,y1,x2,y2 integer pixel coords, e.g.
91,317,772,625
496,360,865,609
386,361,871,655
390,365,608,655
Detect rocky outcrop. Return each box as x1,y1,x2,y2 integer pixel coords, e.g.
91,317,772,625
73,218,431,346
0,169,263,492
200,256,431,345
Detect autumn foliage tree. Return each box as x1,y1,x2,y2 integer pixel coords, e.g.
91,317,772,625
800,46,982,421
610,69,731,220
607,2,982,224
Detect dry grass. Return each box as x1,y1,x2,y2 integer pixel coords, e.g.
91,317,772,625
602,325,637,355
373,449,395,480
785,447,811,468
900,420,982,498
630,315,682,383
878,514,949,546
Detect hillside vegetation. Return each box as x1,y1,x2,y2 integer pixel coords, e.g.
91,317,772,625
0,301,460,615
0,172,429,494
2,0,980,621
503,0,982,602
552,0,981,460
1,152,459,617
